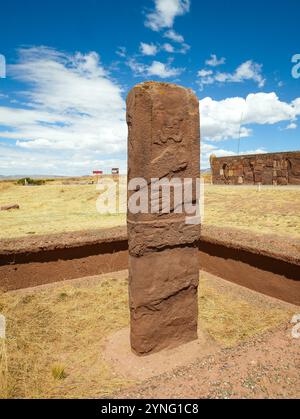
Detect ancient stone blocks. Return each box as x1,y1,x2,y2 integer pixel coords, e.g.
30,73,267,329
127,82,201,356
211,152,300,185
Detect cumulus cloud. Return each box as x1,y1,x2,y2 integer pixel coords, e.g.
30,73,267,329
138,40,189,57
161,42,190,54
198,60,266,90
148,60,183,77
201,92,300,141
139,41,188,56
164,29,185,43
128,58,184,78
0,47,127,175
198,69,213,78
1,47,299,176
292,98,300,114
140,42,158,56
285,122,297,130
145,0,190,31
205,54,226,67
162,43,175,53
201,143,267,169
0,144,126,176
161,29,190,53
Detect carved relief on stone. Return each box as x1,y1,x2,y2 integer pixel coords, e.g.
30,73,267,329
150,94,194,180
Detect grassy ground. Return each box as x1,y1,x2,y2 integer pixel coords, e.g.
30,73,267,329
0,180,300,239
0,181,125,239
0,274,131,399
204,184,300,238
0,272,293,399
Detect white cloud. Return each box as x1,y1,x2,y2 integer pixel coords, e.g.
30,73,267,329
198,69,213,77
140,42,158,56
0,47,127,175
139,39,190,57
201,143,268,169
198,60,266,90
2,47,299,176
0,144,126,176
128,58,184,78
116,46,127,58
164,29,185,43
285,122,297,130
162,43,175,53
161,42,190,54
201,143,267,169
205,54,226,67
145,0,190,31
148,61,183,77
245,92,296,124
230,61,265,87
292,98,300,114
162,29,190,53
244,149,267,155
177,43,190,54
201,92,300,141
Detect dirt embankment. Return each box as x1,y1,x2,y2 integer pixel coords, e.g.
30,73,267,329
1,225,299,264
0,226,299,305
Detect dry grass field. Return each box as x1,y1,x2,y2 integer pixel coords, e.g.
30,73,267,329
204,184,300,239
0,177,298,397
0,180,125,239
0,272,293,399
0,179,300,239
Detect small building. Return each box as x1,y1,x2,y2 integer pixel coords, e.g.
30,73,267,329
92,170,103,182
111,168,119,175
210,151,300,185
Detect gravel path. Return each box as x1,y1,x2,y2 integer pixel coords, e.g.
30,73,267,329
116,323,300,399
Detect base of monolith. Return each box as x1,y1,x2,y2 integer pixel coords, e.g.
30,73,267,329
103,326,217,381
129,246,199,356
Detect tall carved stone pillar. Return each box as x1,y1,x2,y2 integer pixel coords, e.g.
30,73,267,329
127,82,200,356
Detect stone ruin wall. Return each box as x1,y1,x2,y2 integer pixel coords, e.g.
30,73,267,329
211,151,300,185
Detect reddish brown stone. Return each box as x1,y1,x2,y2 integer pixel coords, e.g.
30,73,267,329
211,152,300,185
127,82,200,356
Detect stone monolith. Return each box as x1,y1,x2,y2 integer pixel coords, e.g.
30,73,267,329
127,82,201,356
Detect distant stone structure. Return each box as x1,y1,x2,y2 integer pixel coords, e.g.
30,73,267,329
210,151,300,185
127,82,200,356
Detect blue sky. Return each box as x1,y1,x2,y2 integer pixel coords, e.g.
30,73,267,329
0,0,299,175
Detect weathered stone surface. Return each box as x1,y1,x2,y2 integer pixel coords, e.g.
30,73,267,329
130,285,198,355
128,220,200,256
129,247,199,307
127,82,200,356
211,152,300,185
